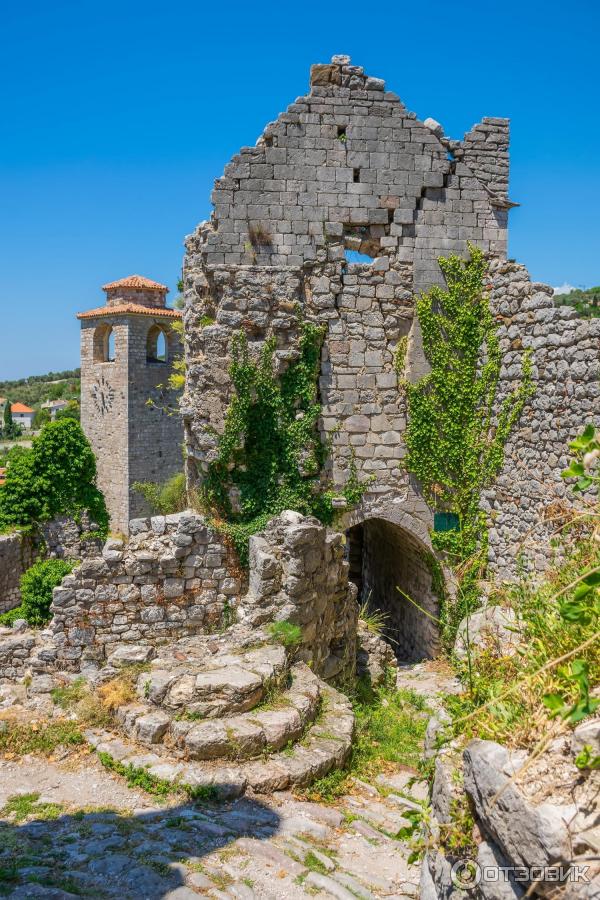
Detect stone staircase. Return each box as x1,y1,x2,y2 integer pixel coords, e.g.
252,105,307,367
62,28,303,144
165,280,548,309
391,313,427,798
84,629,355,799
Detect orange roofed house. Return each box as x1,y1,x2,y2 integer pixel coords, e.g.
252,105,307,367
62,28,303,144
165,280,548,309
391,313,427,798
10,403,35,430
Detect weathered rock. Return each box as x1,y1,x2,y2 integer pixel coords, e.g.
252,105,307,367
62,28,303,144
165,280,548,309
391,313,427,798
463,739,577,869
454,606,521,660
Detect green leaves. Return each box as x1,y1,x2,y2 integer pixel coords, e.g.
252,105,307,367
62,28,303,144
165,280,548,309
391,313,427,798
557,567,599,626
543,659,600,724
405,246,533,556
203,318,371,565
0,419,109,533
562,424,599,492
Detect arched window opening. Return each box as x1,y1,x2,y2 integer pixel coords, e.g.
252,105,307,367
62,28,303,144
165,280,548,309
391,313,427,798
93,324,115,362
146,325,168,364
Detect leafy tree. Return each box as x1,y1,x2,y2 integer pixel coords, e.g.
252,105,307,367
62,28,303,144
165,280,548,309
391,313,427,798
1,400,21,439
33,408,51,431
54,400,80,422
0,419,108,533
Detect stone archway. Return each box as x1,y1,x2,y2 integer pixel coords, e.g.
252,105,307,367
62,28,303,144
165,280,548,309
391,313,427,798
347,516,441,662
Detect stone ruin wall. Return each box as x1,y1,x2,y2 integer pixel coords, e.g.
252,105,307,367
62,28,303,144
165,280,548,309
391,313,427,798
485,258,599,575
181,55,598,590
0,514,103,615
0,533,35,615
182,55,509,509
0,511,357,684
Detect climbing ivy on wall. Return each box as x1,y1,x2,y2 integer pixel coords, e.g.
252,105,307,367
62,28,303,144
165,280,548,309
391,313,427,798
201,317,369,564
405,246,534,644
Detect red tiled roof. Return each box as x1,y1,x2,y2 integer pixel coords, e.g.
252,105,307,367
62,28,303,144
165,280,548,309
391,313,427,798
77,303,182,320
11,403,34,414
102,275,169,292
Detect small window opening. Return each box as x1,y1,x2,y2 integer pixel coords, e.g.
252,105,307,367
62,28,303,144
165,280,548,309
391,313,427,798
337,125,347,143
146,325,168,364
353,168,360,183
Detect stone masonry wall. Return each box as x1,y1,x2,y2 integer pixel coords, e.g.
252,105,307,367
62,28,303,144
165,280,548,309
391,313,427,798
49,512,241,668
241,510,358,681
180,54,514,634
0,515,102,615
0,533,35,614
0,510,357,683
484,258,599,575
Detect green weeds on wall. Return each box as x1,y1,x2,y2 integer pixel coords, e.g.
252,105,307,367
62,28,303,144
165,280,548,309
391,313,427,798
201,316,370,564
405,246,534,645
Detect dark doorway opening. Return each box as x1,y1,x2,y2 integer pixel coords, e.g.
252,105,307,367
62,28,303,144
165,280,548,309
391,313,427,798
347,518,440,662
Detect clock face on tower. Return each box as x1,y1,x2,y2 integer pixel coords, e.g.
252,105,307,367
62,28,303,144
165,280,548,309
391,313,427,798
91,375,115,415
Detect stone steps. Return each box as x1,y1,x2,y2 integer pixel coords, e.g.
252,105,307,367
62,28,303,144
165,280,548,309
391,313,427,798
134,639,289,718
115,662,322,761
85,680,354,798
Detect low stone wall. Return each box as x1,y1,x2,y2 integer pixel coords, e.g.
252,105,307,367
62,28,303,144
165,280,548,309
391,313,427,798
0,510,359,683
0,514,103,616
0,532,35,614
40,513,105,561
50,512,241,667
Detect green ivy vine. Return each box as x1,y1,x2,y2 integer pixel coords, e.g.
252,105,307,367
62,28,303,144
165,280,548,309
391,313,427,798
201,316,371,564
405,245,534,645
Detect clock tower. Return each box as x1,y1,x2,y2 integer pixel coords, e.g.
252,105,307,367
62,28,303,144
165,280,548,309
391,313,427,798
78,275,184,533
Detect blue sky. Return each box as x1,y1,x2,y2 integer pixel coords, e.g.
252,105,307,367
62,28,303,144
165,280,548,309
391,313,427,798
1,0,598,380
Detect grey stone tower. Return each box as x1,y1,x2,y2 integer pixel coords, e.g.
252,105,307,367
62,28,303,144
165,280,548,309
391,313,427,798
78,275,184,533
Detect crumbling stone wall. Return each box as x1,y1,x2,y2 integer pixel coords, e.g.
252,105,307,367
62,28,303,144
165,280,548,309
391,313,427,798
0,515,102,615
241,510,357,680
484,259,600,575
0,510,357,681
181,54,597,602
0,533,35,614
49,513,241,668
182,55,510,505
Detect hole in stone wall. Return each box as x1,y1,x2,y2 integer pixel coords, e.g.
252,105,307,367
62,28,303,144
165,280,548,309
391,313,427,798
353,168,360,183
347,518,441,662
337,124,347,139
342,226,381,261
344,248,373,265
146,325,168,364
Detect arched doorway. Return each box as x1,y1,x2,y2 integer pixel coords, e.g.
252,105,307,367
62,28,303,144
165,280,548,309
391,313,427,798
347,517,440,662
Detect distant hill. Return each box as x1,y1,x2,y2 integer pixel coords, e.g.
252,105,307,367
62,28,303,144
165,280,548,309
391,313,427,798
0,369,81,410
554,286,600,318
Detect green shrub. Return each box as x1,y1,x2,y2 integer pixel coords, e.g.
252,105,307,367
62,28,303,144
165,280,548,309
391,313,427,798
267,620,303,648
132,472,187,515
200,318,372,565
19,559,75,627
0,419,108,533
0,604,26,627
